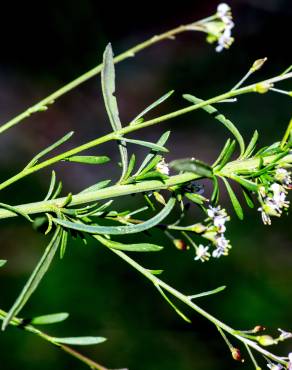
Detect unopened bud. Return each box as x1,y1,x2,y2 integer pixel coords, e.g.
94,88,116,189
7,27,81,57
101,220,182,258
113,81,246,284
173,239,188,251
253,325,266,333
250,57,267,72
257,335,275,346
153,192,166,205
254,82,273,94
231,347,244,362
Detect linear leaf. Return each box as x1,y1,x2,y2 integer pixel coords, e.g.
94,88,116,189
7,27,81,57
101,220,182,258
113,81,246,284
0,203,33,223
79,180,111,194
242,130,259,159
63,155,110,164
212,139,231,168
211,176,220,204
101,43,128,179
221,177,244,220
131,90,174,124
188,285,226,300
136,131,171,175
242,188,255,208
115,137,168,152
155,284,191,323
169,158,213,178
231,175,258,192
183,94,245,156
215,140,236,171
44,171,57,201
25,131,74,169
54,197,176,235
95,235,163,252
123,154,136,181
2,228,62,330
31,312,69,325
0,260,7,267
52,336,106,346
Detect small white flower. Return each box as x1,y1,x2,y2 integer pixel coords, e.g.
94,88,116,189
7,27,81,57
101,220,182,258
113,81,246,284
275,168,292,186
217,3,231,17
194,244,211,262
212,235,231,258
216,3,234,52
288,352,292,370
156,158,169,175
267,364,284,370
278,328,292,341
258,206,272,225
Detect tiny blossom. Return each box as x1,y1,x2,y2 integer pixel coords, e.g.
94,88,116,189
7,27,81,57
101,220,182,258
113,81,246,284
212,235,231,258
278,328,292,341
275,168,292,187
194,244,211,262
288,353,292,370
267,364,284,370
216,3,234,52
156,158,169,175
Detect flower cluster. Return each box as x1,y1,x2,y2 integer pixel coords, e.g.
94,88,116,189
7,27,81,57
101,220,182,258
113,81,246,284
215,3,234,52
267,353,292,370
258,168,291,225
194,205,231,262
156,158,169,175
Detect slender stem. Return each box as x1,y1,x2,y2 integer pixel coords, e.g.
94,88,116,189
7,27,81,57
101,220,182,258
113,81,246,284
0,152,291,220
1,71,291,193
0,16,217,135
108,248,287,365
280,118,292,149
0,309,111,370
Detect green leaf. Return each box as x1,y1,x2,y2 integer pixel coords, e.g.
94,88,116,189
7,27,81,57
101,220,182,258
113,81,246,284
136,131,171,175
135,170,168,182
242,188,254,208
44,171,57,201
31,312,69,325
115,137,168,153
169,158,213,178
101,43,128,179
221,177,244,220
231,175,258,192
155,284,191,323
185,193,206,205
183,94,245,156
24,131,74,169
79,180,111,194
123,154,136,181
188,285,226,300
211,176,220,205
52,336,107,346
0,203,33,223
0,260,7,267
212,139,231,168
54,197,176,235
147,269,164,275
95,235,163,252
60,229,69,259
63,156,110,164
242,130,259,159
2,228,62,331
131,90,174,124
214,140,236,171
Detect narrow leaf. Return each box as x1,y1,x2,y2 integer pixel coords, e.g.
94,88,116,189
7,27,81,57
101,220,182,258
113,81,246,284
44,171,57,201
63,156,110,164
136,131,171,176
101,43,128,179
211,176,220,205
79,180,111,194
185,193,206,205
169,158,213,178
221,177,244,220
131,90,174,124
212,139,231,168
215,140,236,171
242,188,255,208
183,94,245,156
54,197,176,235
52,336,106,346
25,131,74,169
95,235,163,252
115,137,168,152
188,285,226,300
0,260,7,267
123,154,136,181
243,130,259,159
0,203,33,223
2,228,62,330
155,284,191,323
31,312,69,325
231,175,258,192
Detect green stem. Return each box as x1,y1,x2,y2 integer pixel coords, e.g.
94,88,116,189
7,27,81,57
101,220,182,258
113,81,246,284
1,71,291,193
108,248,287,366
280,117,292,149
0,309,110,370
0,16,216,135
0,152,291,220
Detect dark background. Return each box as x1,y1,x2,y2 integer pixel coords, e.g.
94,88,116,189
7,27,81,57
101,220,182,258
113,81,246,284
0,1,291,369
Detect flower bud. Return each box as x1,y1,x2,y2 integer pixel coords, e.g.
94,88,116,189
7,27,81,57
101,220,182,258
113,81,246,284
231,347,244,362
253,325,266,333
250,57,267,72
257,335,275,346
254,82,273,94
173,239,188,251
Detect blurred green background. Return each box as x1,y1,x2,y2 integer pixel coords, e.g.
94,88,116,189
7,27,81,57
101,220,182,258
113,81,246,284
0,0,291,369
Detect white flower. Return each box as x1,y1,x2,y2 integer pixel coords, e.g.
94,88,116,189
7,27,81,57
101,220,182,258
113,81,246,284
275,168,292,187
288,353,292,370
156,158,169,175
278,328,292,341
267,364,284,370
270,183,289,210
212,235,231,258
258,206,272,225
207,205,229,233
194,244,211,262
216,3,234,52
